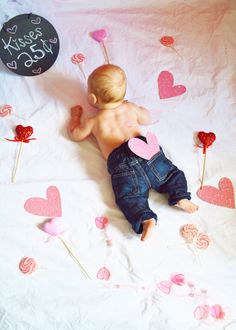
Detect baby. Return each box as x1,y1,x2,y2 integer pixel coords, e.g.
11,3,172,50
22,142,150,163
68,64,198,241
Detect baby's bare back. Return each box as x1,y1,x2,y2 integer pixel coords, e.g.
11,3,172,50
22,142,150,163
91,102,143,159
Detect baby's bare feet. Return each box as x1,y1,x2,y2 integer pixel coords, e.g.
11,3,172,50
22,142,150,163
141,219,156,241
176,199,199,213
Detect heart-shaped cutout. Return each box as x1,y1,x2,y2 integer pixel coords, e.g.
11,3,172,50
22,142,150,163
91,29,107,42
128,132,160,160
24,186,62,217
15,125,33,141
197,177,235,209
157,281,173,294
158,71,186,99
198,131,216,147
41,218,64,236
97,266,111,280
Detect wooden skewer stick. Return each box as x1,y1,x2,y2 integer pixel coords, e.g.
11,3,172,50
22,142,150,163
200,151,207,189
12,141,23,183
101,42,110,64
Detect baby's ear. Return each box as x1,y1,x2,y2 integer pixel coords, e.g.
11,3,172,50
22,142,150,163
88,92,97,105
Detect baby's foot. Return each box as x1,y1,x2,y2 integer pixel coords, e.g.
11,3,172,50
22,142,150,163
176,199,199,213
141,219,156,241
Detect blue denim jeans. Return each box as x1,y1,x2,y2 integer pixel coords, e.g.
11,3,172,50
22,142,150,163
107,136,191,234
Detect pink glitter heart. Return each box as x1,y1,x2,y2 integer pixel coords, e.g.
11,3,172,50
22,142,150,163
157,281,173,294
158,71,186,99
197,177,235,209
128,132,160,160
91,29,107,42
95,216,109,229
41,218,64,236
97,267,110,280
24,186,62,217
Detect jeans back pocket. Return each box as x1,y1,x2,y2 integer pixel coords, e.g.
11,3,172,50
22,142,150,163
111,170,139,200
147,151,175,182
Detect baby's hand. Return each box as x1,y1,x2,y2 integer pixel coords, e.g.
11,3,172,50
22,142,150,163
71,105,83,117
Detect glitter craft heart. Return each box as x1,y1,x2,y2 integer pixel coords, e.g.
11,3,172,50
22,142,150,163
197,177,235,209
158,71,186,99
197,131,216,154
128,132,160,160
157,281,173,294
41,218,64,236
95,216,109,229
91,29,107,42
97,267,111,280
15,125,33,141
24,186,62,217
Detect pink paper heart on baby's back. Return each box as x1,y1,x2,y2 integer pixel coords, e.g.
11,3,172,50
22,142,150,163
158,71,186,99
128,132,160,160
197,178,235,209
24,186,62,217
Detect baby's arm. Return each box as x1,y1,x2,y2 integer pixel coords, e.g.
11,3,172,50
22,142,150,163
136,105,152,125
68,105,94,141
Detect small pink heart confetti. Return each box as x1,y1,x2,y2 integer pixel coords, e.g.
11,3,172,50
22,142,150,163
95,216,109,229
194,305,210,320
210,304,225,319
157,281,173,294
0,104,12,117
97,266,110,280
171,273,185,286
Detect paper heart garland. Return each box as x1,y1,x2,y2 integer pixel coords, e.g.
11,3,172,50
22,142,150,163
197,177,235,209
24,186,62,217
128,132,160,160
158,71,186,99
41,218,64,236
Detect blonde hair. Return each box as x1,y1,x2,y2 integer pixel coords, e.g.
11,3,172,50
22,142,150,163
88,64,127,104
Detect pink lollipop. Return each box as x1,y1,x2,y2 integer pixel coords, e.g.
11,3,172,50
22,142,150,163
91,29,110,64
0,104,12,117
71,53,86,80
195,232,210,249
181,224,199,242
19,257,37,274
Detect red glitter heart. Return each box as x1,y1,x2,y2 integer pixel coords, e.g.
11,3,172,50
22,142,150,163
197,131,216,153
15,125,33,141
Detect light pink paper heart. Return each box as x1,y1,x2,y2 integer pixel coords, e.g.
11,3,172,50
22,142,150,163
210,304,225,319
157,281,173,294
97,267,111,280
41,218,64,236
91,29,107,42
24,186,62,217
128,132,160,160
171,273,185,286
158,71,186,99
197,177,235,209
194,305,210,320
95,216,109,229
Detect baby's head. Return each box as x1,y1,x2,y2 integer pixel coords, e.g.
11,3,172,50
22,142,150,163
87,64,127,108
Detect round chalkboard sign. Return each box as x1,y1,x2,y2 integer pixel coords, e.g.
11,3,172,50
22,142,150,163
0,13,60,76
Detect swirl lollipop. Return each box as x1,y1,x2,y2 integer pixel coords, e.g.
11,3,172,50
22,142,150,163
195,232,210,249
181,224,198,242
19,257,37,274
71,53,86,80
0,104,12,117
160,36,182,58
